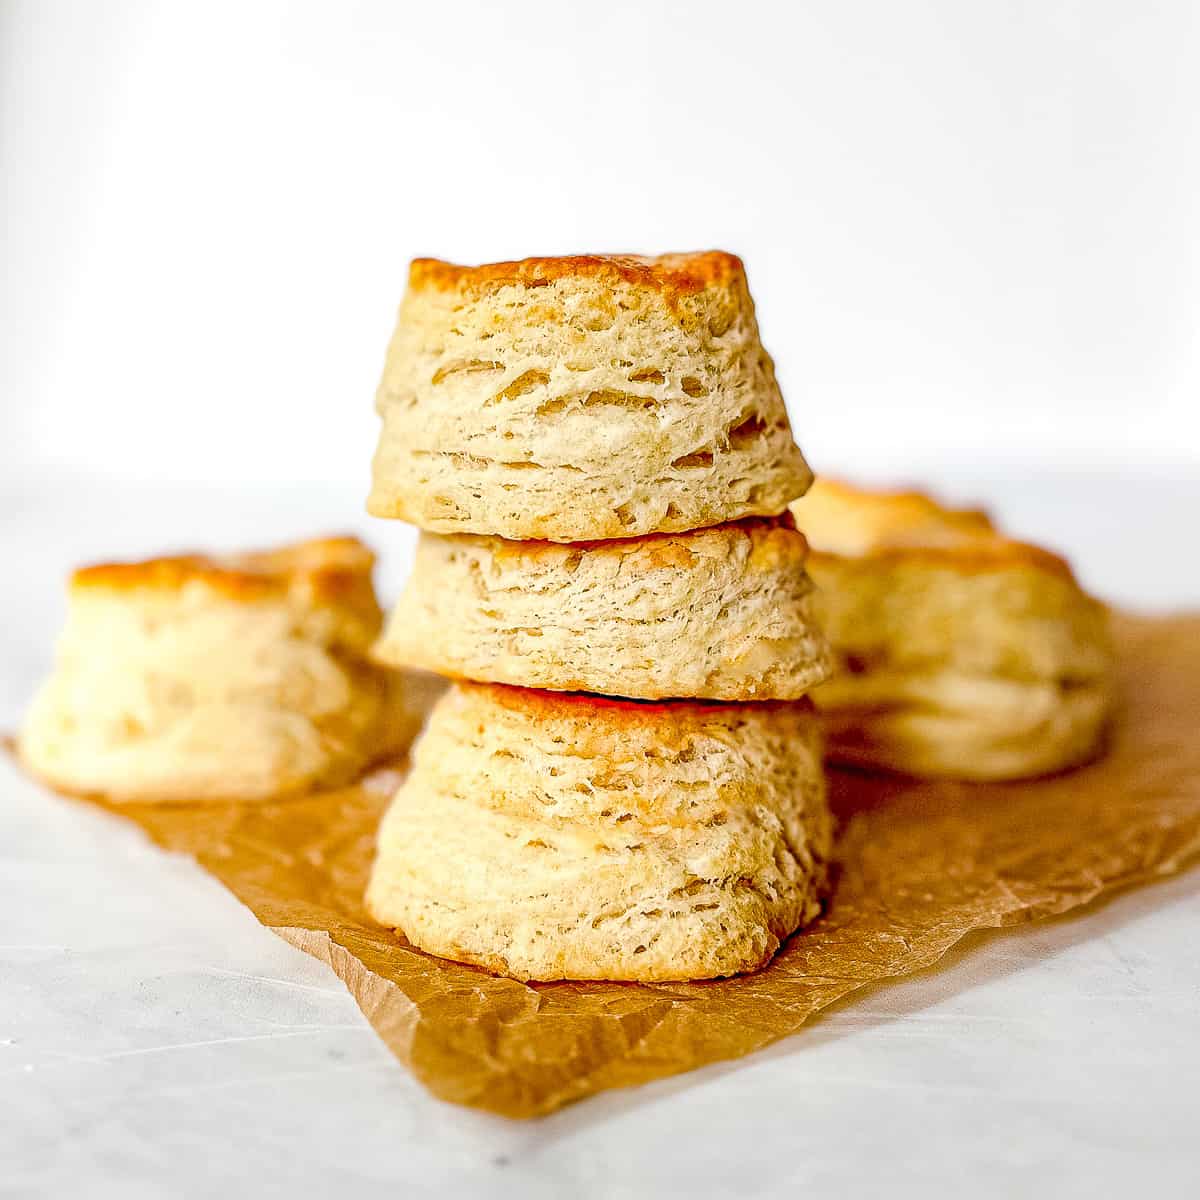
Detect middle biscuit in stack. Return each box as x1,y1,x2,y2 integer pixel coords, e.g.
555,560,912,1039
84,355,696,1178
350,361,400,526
367,252,833,981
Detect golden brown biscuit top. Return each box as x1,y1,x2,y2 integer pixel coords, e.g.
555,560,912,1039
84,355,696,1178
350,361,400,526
792,479,1076,580
458,513,806,570
459,679,809,736
407,251,745,298
71,535,378,605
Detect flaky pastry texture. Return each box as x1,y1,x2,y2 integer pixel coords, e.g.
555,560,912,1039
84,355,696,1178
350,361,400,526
368,252,811,540
19,537,418,802
366,683,831,981
373,517,832,700
791,479,1114,781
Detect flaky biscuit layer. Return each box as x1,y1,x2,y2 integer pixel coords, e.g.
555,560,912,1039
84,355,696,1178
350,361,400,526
791,479,1114,780
19,537,417,802
366,682,831,981
368,252,811,540
374,518,832,700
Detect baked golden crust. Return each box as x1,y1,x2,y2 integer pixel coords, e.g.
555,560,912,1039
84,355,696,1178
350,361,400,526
480,509,798,559
72,536,376,599
368,250,811,541
72,537,381,652
374,518,832,700
408,251,745,302
790,479,1114,781
365,682,831,982
793,478,1072,576
793,478,993,543
467,679,795,744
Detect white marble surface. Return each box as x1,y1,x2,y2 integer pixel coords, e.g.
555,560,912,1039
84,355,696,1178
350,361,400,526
3,472,1199,1199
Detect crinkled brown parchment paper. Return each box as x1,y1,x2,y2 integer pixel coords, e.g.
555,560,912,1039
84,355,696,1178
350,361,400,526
58,616,1200,1117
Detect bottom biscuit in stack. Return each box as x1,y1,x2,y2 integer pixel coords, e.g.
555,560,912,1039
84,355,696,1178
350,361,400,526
366,682,831,982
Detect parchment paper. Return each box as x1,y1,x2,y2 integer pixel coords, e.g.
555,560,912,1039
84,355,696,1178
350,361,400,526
59,616,1200,1117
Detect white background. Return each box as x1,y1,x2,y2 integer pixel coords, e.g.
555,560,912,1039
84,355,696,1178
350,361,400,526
3,0,1198,493
3,5,1200,1196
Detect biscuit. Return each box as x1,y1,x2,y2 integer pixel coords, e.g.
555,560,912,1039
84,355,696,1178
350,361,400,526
367,253,812,541
19,537,421,803
790,479,1114,780
373,516,833,700
365,682,831,981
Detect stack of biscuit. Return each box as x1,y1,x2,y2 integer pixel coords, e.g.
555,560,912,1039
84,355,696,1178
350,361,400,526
364,252,835,982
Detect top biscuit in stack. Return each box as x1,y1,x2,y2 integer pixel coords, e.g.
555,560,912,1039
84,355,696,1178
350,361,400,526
368,252,812,542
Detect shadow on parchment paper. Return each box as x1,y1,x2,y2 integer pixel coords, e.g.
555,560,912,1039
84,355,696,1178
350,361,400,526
527,865,1199,1139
